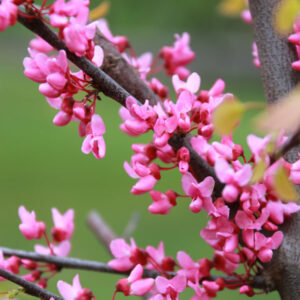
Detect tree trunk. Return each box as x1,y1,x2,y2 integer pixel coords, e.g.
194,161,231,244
249,0,300,299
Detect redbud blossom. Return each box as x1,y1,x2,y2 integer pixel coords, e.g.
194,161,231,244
18,206,46,240
51,208,74,242
57,274,94,300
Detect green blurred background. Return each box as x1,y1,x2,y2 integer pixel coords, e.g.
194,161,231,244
0,0,278,299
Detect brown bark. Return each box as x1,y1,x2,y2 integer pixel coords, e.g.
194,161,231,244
249,0,300,298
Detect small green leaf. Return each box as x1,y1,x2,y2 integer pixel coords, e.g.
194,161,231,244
251,159,267,184
89,1,110,20
274,0,300,36
218,0,246,16
213,97,245,135
274,166,299,202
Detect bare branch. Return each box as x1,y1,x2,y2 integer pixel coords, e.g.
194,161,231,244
0,268,62,300
86,211,117,254
122,212,141,239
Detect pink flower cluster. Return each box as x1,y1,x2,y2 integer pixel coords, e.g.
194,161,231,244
18,206,74,257
0,206,74,289
15,0,107,159
108,25,300,297
0,0,18,32
108,238,228,299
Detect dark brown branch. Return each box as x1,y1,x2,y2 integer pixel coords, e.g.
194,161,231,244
0,268,62,300
94,32,158,106
0,247,160,278
1,247,267,291
17,13,131,107
249,1,300,299
17,10,224,195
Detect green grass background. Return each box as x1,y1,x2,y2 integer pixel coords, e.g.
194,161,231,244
0,1,279,299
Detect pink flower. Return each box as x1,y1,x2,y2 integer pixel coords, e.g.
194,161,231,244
241,10,252,24
123,52,153,80
146,242,175,272
124,161,160,195
235,208,269,230
51,208,74,242
29,36,54,54
172,72,201,94
63,21,96,57
182,172,215,213
0,0,18,32
200,216,238,253
81,114,106,159
155,274,186,300
177,147,190,174
177,251,210,282
108,238,148,271
243,230,283,263
0,251,20,274
265,200,300,225
115,264,154,296
215,158,252,203
160,32,195,79
18,206,46,240
57,274,94,300
120,97,157,136
35,240,71,257
148,190,177,215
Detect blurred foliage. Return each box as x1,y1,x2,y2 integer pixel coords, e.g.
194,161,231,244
0,1,278,299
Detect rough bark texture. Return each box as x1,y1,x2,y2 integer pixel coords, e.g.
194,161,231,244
249,0,300,299
94,31,159,106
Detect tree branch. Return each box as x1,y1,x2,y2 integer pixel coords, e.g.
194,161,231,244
17,13,131,107
17,10,224,196
86,211,117,254
0,268,63,300
1,247,267,292
249,1,300,299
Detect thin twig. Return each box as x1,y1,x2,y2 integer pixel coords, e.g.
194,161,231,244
0,268,63,300
86,211,117,254
122,212,141,239
0,247,267,290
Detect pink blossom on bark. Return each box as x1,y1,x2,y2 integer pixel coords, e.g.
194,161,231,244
243,230,283,263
